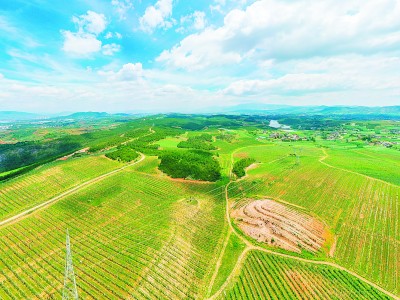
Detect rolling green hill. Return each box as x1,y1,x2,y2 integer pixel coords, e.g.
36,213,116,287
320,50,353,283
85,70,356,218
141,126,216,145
0,115,398,299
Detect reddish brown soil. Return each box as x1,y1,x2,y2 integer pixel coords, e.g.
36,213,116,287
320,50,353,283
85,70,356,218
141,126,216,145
232,199,326,253
167,177,211,184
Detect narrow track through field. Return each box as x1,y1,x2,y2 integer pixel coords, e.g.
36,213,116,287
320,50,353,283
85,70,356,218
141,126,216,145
0,153,145,228
207,145,400,300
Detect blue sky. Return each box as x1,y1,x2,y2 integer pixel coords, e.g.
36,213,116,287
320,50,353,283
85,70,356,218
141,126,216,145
0,0,399,113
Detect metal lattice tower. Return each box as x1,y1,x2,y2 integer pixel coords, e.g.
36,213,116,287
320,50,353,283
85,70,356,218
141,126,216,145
62,229,79,300
294,147,302,165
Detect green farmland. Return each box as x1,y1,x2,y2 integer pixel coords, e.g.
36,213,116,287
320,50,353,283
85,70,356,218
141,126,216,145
0,115,398,299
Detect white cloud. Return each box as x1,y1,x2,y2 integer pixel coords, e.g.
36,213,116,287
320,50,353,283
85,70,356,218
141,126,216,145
192,11,206,30
0,16,41,48
140,0,174,33
159,0,400,70
104,32,123,39
99,63,143,81
0,73,4,80
179,11,206,32
72,11,107,35
224,74,345,96
210,0,250,14
62,31,102,55
116,63,143,81
111,0,133,20
62,11,119,56
157,28,242,70
102,43,121,56
223,55,400,96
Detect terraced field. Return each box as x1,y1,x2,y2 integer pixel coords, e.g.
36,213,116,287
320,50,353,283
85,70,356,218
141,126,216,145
232,199,328,253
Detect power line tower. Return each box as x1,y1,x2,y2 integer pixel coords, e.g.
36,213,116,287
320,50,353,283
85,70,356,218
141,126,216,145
62,229,79,300
294,147,302,165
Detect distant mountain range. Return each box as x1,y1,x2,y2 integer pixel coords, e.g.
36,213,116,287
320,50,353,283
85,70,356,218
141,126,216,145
220,104,400,116
0,111,41,121
0,111,134,122
1,105,399,121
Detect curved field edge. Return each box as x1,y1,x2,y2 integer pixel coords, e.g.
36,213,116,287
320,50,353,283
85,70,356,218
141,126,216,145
322,147,400,186
217,250,396,300
227,144,399,295
209,232,246,295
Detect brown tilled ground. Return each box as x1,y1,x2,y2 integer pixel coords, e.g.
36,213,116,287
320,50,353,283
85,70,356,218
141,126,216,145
232,199,326,253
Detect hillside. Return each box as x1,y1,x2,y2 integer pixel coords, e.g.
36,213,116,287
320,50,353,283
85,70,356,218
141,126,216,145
0,111,40,121
0,115,398,299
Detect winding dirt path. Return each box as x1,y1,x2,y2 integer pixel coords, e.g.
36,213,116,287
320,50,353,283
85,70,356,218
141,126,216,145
206,145,399,300
0,153,145,228
319,148,398,188
209,244,400,300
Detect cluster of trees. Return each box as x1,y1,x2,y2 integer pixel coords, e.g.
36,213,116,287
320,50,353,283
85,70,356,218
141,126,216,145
128,127,183,155
158,114,244,130
0,138,81,173
216,132,236,143
177,134,216,150
0,125,151,177
232,158,256,178
105,146,139,162
159,150,221,181
87,128,150,152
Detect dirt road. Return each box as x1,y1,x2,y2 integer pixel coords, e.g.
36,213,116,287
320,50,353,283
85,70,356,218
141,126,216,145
0,153,145,228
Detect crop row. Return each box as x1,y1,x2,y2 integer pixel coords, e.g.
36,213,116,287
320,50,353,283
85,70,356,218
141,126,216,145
0,155,121,221
228,150,399,294
220,251,390,300
0,170,225,299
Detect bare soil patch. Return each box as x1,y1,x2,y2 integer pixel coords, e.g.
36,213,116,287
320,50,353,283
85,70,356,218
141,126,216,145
232,199,327,253
235,152,249,159
167,177,211,184
329,236,337,257
245,163,258,171
57,148,89,161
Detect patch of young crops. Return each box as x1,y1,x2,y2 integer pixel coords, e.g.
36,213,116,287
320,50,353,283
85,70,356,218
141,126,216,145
324,146,400,185
0,169,225,299
220,251,391,300
0,155,122,221
228,144,399,295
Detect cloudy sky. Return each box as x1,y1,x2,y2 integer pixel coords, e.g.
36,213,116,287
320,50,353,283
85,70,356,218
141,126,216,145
0,0,399,113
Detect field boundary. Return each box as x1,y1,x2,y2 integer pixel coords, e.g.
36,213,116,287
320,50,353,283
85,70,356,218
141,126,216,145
208,245,400,300
319,148,399,187
207,146,400,300
0,153,145,228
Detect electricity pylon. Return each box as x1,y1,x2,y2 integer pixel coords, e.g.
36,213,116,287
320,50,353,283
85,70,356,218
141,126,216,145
294,147,302,165
62,229,79,300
